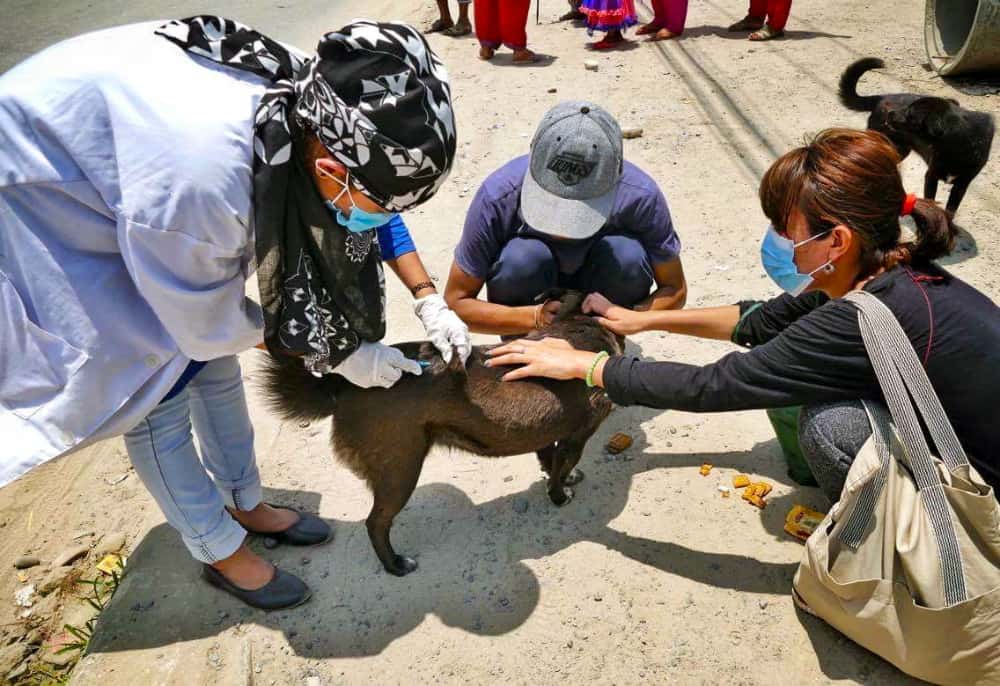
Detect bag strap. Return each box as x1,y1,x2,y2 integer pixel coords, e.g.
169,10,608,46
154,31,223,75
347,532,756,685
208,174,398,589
837,401,892,550
845,291,967,471
844,290,968,606
846,291,969,471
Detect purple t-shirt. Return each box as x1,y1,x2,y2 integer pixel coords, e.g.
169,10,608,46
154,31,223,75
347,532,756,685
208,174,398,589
454,156,681,279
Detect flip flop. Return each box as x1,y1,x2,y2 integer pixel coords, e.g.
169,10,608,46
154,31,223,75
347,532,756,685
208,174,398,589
749,25,784,41
442,23,472,37
425,18,453,34
636,23,663,35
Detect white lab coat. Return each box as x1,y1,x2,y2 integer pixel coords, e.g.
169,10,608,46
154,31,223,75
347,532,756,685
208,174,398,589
0,22,272,485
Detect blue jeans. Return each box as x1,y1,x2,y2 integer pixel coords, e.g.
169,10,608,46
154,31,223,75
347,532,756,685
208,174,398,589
485,235,655,307
124,356,260,563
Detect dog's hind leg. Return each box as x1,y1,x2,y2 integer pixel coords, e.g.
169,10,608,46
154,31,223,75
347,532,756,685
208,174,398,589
365,439,429,577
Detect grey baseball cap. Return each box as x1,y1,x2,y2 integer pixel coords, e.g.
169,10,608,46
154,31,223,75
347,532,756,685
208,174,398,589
520,101,624,240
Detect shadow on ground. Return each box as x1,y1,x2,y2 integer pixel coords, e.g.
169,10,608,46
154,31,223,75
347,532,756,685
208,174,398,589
83,414,910,683
680,25,852,41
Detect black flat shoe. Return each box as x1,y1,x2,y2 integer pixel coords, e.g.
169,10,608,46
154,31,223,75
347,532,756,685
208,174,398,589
202,564,311,610
244,504,333,546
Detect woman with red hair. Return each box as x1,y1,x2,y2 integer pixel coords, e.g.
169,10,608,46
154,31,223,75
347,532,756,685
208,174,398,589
485,129,1000,503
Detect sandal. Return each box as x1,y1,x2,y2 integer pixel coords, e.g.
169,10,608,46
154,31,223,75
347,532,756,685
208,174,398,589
636,23,662,35
442,22,472,37
728,14,765,32
749,24,784,41
513,49,539,63
425,18,453,34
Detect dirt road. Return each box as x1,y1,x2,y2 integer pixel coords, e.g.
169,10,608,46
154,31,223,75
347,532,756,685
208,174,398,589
1,0,997,683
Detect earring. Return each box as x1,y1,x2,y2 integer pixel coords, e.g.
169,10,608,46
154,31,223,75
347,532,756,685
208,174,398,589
822,263,836,274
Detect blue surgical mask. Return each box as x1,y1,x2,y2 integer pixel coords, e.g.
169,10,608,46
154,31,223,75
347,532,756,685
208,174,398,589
760,224,832,295
318,164,395,233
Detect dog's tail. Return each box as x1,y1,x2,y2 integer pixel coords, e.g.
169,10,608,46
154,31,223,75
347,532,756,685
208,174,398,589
258,353,341,422
839,57,884,112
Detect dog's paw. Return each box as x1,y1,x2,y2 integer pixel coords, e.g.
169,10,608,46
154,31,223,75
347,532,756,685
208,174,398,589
548,485,575,506
385,555,419,577
564,468,585,486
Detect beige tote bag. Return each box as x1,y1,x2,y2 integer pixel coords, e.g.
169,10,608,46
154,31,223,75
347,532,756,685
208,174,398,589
792,290,1000,685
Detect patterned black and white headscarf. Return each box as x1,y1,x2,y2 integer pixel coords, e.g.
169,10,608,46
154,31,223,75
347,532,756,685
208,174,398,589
157,16,456,374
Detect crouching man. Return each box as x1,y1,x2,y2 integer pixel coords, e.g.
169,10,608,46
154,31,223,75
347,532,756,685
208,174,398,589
445,101,686,336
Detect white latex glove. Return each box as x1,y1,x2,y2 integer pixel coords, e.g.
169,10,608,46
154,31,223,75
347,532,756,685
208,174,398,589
414,293,472,364
332,341,423,388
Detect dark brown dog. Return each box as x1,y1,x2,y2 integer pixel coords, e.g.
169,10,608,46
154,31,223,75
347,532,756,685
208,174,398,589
261,291,621,576
839,57,994,214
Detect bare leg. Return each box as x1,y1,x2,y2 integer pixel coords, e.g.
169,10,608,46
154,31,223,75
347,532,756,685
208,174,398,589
428,0,455,32
211,543,275,590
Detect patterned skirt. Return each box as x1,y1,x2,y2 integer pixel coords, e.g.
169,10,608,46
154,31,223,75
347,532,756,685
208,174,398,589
581,0,638,32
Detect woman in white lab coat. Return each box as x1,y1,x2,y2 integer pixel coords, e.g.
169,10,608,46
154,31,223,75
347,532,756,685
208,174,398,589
0,16,466,609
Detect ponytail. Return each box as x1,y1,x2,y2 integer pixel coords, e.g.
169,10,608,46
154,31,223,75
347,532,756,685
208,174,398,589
884,198,958,267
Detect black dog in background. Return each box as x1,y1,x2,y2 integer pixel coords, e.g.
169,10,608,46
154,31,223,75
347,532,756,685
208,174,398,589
839,57,994,215
262,291,621,577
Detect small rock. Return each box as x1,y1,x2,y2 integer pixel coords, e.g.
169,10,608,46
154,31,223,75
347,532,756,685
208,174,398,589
52,544,89,567
759,599,769,610
547,87,558,93
39,566,73,595
621,126,644,139
263,537,280,550
512,498,529,514
13,556,40,570
24,629,44,646
301,557,311,565
93,533,126,557
593,595,603,602
503,475,513,483
14,585,34,608
306,677,321,686
584,59,599,71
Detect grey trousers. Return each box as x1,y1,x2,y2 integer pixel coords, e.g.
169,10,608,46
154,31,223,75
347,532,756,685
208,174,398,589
798,400,873,503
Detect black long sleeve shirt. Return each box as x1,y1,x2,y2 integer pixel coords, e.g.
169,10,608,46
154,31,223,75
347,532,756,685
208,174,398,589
602,263,1000,490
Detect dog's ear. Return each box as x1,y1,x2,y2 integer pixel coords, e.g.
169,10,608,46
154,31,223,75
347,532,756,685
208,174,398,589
553,290,586,320
907,97,950,137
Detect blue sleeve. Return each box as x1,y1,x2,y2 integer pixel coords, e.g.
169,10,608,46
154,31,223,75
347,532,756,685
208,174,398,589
633,185,681,264
377,214,416,261
453,183,504,280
